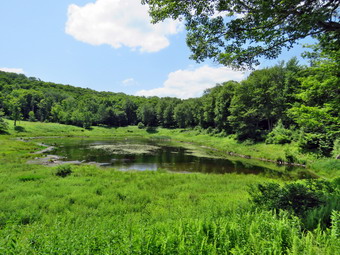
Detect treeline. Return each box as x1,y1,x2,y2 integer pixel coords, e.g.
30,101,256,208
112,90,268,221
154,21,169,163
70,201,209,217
0,46,339,157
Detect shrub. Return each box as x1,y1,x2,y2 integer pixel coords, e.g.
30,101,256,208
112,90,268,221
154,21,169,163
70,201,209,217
248,179,339,229
332,138,340,159
284,150,297,164
266,120,292,144
28,111,37,122
298,132,334,156
55,164,72,178
137,122,145,129
0,113,8,133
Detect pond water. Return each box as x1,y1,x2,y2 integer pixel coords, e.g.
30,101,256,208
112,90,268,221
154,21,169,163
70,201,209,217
42,137,302,176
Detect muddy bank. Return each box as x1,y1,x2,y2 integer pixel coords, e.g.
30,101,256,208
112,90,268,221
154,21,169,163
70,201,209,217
27,154,110,167
176,140,306,168
33,143,55,154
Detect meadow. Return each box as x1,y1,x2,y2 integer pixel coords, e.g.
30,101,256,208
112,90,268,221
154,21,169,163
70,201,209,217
0,120,339,254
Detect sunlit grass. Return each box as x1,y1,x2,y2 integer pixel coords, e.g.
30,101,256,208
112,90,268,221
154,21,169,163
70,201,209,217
0,120,338,253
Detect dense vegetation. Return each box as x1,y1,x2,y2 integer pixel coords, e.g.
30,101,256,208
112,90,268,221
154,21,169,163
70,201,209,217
0,42,339,158
0,122,339,254
0,1,338,253
143,0,340,68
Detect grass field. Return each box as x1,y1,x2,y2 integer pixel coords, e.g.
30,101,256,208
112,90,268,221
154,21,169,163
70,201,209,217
0,120,339,254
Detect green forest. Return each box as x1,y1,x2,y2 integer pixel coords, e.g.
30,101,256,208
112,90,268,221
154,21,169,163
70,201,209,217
1,43,339,158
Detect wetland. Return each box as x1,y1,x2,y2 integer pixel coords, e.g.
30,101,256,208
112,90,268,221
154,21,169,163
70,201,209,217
34,137,306,177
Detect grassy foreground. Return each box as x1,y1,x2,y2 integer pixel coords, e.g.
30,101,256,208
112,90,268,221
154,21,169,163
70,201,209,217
0,120,339,254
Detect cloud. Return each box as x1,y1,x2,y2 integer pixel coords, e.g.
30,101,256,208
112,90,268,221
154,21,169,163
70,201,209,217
122,78,138,86
0,67,24,74
136,65,245,99
66,0,181,52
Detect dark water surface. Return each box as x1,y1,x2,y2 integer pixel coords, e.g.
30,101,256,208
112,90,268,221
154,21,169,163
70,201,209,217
43,137,300,176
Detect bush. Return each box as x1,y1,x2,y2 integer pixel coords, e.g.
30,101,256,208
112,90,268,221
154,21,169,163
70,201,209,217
0,113,8,133
266,120,292,144
248,179,339,229
0,119,8,133
298,132,334,156
28,111,37,122
332,138,340,159
55,164,72,178
284,150,297,164
137,122,145,129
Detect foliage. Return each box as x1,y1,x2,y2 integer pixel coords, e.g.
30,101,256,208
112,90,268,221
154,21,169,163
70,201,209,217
28,111,37,122
0,47,338,157
137,122,145,129
137,103,157,126
0,111,8,133
288,39,340,156
55,164,72,178
143,0,340,69
0,117,339,253
0,137,338,253
229,61,299,141
333,139,340,158
266,120,292,144
249,179,340,229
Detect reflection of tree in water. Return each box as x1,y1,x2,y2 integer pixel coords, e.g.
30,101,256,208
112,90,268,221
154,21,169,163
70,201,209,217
48,138,305,176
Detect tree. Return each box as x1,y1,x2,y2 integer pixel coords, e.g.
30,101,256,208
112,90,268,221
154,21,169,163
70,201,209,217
288,44,339,155
0,110,8,133
137,104,157,126
228,63,290,140
8,98,23,127
214,81,238,132
173,100,197,128
143,0,340,68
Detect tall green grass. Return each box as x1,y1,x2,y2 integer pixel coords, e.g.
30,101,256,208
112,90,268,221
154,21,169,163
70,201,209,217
0,120,339,253
1,209,339,254
0,163,338,254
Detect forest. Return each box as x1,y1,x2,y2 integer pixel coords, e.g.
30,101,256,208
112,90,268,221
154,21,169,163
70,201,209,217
0,42,339,158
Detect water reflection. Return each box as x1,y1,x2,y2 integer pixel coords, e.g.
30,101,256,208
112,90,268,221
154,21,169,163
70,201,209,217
45,138,300,176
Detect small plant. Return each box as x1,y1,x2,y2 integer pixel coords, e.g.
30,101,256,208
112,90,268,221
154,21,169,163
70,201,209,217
0,111,8,133
285,151,296,164
137,122,145,129
332,138,340,159
243,139,255,146
28,111,37,122
55,164,72,177
266,120,292,144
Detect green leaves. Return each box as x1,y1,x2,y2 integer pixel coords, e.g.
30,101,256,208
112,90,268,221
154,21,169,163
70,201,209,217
144,0,340,68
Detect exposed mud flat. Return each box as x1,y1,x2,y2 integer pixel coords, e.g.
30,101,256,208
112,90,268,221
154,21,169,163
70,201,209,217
90,144,160,155
27,155,111,167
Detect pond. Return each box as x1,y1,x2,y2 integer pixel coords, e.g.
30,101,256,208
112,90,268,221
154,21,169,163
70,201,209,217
39,137,306,177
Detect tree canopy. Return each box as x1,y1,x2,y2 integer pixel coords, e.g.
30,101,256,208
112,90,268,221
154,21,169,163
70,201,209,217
142,0,340,68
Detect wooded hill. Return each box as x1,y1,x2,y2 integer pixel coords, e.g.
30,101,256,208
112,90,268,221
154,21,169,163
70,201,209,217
0,47,339,157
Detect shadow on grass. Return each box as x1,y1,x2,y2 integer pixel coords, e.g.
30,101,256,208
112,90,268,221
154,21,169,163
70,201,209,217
146,127,158,134
14,126,27,132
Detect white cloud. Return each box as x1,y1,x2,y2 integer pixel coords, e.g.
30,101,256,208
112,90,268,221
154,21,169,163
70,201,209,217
136,65,245,99
122,78,138,86
65,0,182,52
0,67,24,74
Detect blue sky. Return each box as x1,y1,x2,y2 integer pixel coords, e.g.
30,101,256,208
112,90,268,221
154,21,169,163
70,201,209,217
0,0,313,99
